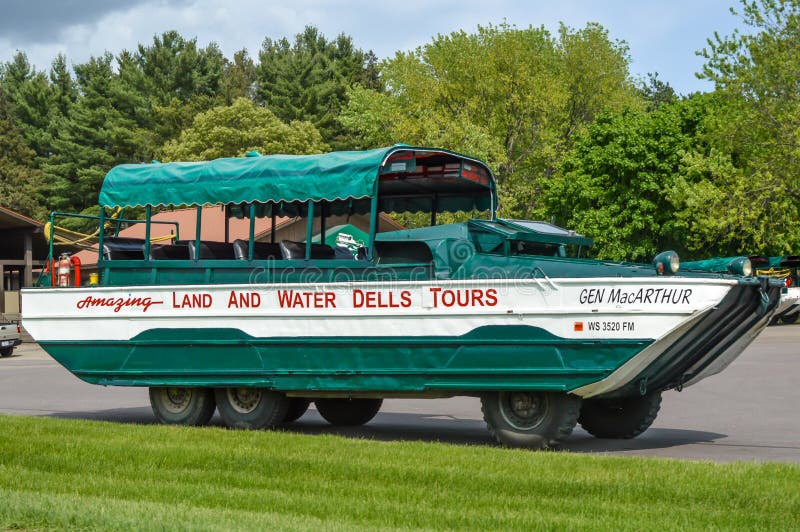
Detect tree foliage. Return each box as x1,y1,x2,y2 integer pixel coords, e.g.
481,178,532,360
341,23,641,218
0,86,47,219
160,97,328,161
256,26,381,149
696,0,800,254
545,96,713,261
0,15,798,262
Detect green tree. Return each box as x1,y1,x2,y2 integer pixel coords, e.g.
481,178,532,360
113,31,228,148
697,0,800,253
220,49,256,104
159,97,329,161
0,87,46,219
544,96,712,262
256,26,381,148
41,53,152,214
340,23,640,218
0,52,54,158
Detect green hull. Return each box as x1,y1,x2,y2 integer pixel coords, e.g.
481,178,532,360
40,325,649,392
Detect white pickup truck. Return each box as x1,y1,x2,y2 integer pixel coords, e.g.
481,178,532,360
0,320,21,357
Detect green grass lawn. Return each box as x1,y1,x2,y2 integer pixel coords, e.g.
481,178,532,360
0,414,797,530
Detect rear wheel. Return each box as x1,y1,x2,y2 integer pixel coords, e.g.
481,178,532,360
315,398,382,426
779,311,799,325
578,392,662,439
215,387,289,429
149,387,216,426
0,347,13,357
283,398,311,423
481,391,580,449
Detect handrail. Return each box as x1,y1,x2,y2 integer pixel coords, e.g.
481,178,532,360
37,211,182,286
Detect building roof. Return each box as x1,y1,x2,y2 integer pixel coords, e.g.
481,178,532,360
0,205,43,230
74,206,293,266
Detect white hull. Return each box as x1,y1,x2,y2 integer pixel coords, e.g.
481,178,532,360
23,277,735,344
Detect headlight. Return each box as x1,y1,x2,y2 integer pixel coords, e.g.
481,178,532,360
727,257,752,276
653,251,680,275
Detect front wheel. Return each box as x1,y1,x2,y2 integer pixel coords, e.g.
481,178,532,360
0,347,13,358
315,398,382,426
578,392,662,439
481,391,580,449
149,387,216,426
779,311,800,325
215,387,289,430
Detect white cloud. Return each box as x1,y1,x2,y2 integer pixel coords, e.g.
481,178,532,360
0,0,739,94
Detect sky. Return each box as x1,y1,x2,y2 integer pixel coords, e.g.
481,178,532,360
0,0,744,95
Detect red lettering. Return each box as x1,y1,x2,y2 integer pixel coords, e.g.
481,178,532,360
471,290,484,306
400,290,411,308
228,291,262,308
485,288,498,306
78,295,162,313
429,287,442,307
292,292,304,307
353,289,364,308
277,290,292,307
441,290,455,307
325,292,336,308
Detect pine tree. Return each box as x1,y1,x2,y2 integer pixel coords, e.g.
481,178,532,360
41,53,150,213
256,26,382,149
0,51,53,159
0,86,46,219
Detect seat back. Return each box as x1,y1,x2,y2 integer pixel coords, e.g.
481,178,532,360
232,239,283,260
102,237,145,260
187,241,236,260
333,246,356,259
279,240,336,260
150,241,191,260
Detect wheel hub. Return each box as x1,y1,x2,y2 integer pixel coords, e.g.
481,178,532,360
162,388,192,413
499,391,548,430
228,388,262,414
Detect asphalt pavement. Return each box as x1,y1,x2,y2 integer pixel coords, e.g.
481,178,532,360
1,327,798,463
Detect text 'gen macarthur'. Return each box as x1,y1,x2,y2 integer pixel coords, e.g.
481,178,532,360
579,287,692,305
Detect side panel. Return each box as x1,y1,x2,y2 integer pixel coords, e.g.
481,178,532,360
23,278,735,393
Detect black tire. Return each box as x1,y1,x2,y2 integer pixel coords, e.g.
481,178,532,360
481,391,580,449
779,312,800,325
0,347,13,358
578,392,662,439
283,398,310,423
315,398,382,426
215,387,289,429
149,387,216,426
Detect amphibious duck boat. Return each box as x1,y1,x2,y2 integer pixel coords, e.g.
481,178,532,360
22,146,783,448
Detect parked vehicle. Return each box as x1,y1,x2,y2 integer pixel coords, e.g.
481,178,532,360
0,320,21,357
21,146,783,448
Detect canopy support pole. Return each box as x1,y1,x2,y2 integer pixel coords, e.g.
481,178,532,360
195,206,202,261
144,206,152,261
248,204,256,260
115,208,125,237
97,210,105,266
319,201,326,245
368,194,378,261
431,194,438,226
224,204,230,243
270,212,276,243
305,202,314,260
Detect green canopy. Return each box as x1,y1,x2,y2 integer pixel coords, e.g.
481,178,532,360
99,146,496,214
